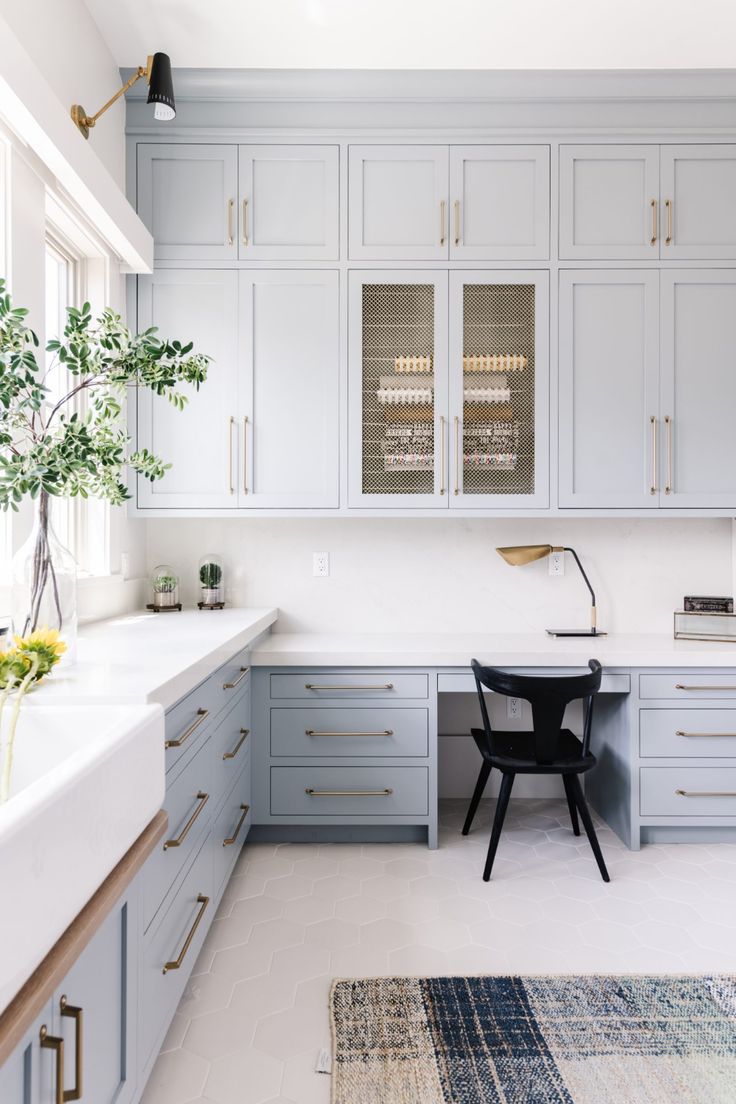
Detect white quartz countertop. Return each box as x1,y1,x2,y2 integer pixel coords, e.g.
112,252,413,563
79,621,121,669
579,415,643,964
251,631,736,669
34,607,278,710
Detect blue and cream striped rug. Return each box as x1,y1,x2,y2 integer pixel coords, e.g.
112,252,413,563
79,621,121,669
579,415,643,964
330,975,736,1103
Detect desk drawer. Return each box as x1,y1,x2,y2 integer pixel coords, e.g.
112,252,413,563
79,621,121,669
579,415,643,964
641,767,736,816
640,709,736,758
270,673,428,700
271,707,428,757
438,672,630,695
640,675,736,700
271,766,428,817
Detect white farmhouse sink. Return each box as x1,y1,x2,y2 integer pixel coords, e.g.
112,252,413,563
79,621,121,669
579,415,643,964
0,703,164,1013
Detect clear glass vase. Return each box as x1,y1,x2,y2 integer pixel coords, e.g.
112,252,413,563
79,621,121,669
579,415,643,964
11,491,77,663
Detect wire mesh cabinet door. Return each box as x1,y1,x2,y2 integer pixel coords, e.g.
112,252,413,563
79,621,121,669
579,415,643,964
348,271,449,508
448,271,549,509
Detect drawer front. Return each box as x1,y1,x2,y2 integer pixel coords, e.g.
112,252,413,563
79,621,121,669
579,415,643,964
213,767,252,896
641,767,736,816
271,766,429,817
438,672,630,695
143,739,213,931
639,674,736,700
140,835,214,1070
640,708,736,758
211,692,251,803
211,649,251,715
270,672,428,700
271,707,429,757
165,679,220,774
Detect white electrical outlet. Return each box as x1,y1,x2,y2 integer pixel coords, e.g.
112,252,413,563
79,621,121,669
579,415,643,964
549,551,565,577
507,697,521,719
313,551,330,578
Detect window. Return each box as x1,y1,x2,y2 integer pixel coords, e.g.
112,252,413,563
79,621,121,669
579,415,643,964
0,139,10,582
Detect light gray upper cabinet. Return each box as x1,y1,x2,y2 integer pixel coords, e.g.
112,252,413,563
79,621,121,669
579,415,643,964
449,146,550,260
559,145,660,260
559,271,659,508
660,146,736,259
349,146,449,260
660,271,736,508
137,270,240,510
137,144,238,262
239,271,340,507
238,145,339,260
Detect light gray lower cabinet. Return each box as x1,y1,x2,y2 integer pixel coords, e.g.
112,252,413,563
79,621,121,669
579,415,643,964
0,1003,52,1103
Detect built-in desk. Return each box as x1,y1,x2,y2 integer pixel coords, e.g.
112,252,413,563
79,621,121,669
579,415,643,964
251,633,736,850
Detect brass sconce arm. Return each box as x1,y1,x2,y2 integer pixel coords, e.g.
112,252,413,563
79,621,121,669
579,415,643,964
71,58,152,139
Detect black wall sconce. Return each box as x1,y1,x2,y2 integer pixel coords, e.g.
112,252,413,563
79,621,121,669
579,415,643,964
71,52,175,139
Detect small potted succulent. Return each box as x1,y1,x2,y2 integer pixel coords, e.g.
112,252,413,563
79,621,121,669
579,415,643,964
151,566,180,610
199,555,224,608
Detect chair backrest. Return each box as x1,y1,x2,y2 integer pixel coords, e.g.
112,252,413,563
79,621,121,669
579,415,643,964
470,658,603,764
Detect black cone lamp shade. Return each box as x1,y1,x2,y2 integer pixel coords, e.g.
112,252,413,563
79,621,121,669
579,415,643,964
148,53,176,121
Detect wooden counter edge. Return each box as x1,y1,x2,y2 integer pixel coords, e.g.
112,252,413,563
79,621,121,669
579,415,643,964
0,809,168,1066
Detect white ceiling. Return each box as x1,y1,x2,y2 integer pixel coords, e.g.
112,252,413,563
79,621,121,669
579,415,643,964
84,0,736,71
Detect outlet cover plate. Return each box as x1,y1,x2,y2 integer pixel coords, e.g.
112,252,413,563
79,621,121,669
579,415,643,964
549,551,565,577
313,551,329,577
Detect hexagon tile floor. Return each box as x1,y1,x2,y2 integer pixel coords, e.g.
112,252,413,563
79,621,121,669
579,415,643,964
141,798,736,1104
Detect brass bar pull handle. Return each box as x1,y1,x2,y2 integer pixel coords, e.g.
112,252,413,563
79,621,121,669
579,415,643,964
676,731,736,738
675,684,736,691
440,200,446,246
242,198,249,246
60,997,83,1102
223,804,250,846
439,415,446,495
305,683,394,691
223,666,250,690
650,198,657,245
223,728,249,760
243,415,249,495
454,415,460,496
227,199,234,246
228,416,235,494
306,730,393,737
664,414,672,495
40,1026,65,1104
306,788,394,797
454,199,461,246
163,894,210,973
165,708,209,749
163,792,209,850
676,789,736,798
649,415,657,495
665,198,673,245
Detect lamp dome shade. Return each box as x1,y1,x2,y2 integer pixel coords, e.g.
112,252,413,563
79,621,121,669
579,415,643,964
147,52,176,121
496,544,554,566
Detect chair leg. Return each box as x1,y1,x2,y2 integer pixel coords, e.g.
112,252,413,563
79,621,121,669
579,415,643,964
482,772,515,882
462,761,493,836
569,775,610,883
562,774,581,836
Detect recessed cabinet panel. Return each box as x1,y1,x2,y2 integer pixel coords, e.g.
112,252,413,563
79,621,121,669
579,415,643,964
239,145,339,259
660,271,736,508
661,146,736,259
239,271,339,507
558,271,659,508
137,270,239,510
349,146,449,260
137,144,238,261
348,272,448,507
450,146,549,259
559,145,660,259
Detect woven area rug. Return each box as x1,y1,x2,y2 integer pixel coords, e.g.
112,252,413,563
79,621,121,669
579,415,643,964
330,975,736,1103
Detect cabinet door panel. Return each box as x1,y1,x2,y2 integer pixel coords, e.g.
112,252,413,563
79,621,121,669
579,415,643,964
660,271,736,507
239,271,339,507
449,271,549,508
661,145,736,259
137,144,238,261
450,146,549,259
559,271,659,508
238,145,339,259
349,146,449,260
348,271,448,507
559,145,659,259
136,270,239,510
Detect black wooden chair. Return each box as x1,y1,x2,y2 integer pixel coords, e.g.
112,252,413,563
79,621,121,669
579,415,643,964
462,658,609,883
